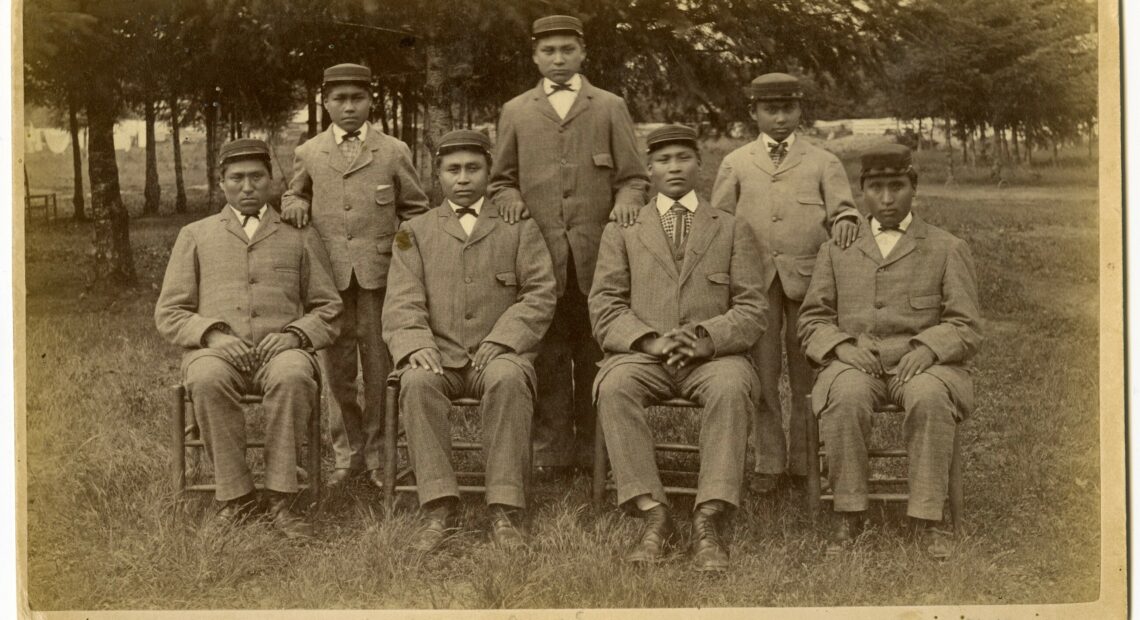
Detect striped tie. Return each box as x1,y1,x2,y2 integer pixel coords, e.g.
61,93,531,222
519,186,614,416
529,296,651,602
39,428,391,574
669,203,689,250
339,130,362,163
769,141,788,166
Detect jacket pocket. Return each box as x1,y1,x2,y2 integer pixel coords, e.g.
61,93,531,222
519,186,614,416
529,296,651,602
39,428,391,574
707,272,731,285
375,184,395,205
909,293,942,309
795,255,818,277
376,231,395,255
796,194,824,206
274,266,301,274
592,153,614,168
496,272,518,287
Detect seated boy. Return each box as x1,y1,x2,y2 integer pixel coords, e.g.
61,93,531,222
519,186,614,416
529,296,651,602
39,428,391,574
588,125,767,571
797,144,982,559
382,130,557,552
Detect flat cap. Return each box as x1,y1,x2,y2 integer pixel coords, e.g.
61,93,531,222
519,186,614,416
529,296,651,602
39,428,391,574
435,129,493,157
860,143,913,177
219,138,271,165
323,63,372,85
748,72,803,101
532,15,584,38
646,124,699,153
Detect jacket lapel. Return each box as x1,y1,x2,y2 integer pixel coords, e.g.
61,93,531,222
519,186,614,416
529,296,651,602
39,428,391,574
678,199,720,285
559,76,593,126
344,127,378,176
435,204,469,243
635,203,679,280
247,208,281,247
320,128,348,174
747,139,777,177
880,215,926,267
527,80,562,124
465,204,499,247
219,207,251,245
774,136,806,175
854,218,882,265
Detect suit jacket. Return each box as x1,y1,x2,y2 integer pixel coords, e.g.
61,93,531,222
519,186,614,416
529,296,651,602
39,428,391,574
281,125,430,291
489,76,649,296
797,214,982,418
155,206,343,367
382,203,557,374
710,135,858,300
589,199,768,383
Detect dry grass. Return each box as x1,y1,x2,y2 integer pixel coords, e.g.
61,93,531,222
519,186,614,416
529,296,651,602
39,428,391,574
23,141,1100,610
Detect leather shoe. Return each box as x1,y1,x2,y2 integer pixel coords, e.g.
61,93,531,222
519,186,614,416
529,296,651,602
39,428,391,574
366,468,385,490
914,519,953,560
411,499,460,553
326,467,362,488
749,472,781,496
826,511,863,557
625,504,674,564
690,502,730,572
265,491,314,539
488,505,527,551
215,492,259,526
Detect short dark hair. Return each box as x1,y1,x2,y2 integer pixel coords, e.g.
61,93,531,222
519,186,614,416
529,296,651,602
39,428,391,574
434,146,493,172
220,155,273,179
859,169,918,190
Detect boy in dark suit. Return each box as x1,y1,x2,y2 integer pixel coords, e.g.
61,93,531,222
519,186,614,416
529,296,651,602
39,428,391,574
281,63,429,489
383,130,557,552
589,125,766,571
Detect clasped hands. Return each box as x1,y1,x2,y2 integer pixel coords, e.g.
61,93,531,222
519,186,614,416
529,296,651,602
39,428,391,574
637,325,714,368
834,342,936,384
205,329,301,373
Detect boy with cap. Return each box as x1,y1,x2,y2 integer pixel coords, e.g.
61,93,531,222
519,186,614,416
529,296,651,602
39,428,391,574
282,63,430,489
156,139,342,538
798,144,981,559
590,125,766,571
489,14,649,475
383,130,557,552
711,72,861,495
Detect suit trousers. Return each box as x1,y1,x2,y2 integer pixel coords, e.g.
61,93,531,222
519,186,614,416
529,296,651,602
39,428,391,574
183,350,318,501
820,368,958,521
533,258,602,468
400,359,534,508
322,275,390,471
751,276,814,476
596,356,756,508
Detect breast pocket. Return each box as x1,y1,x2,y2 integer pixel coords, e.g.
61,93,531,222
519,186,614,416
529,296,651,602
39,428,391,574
592,153,614,169
375,184,395,206
707,272,731,285
909,293,942,319
496,272,518,287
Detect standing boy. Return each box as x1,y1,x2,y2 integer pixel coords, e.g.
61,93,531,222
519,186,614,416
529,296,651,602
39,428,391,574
489,14,649,474
590,125,766,571
156,139,342,538
798,144,981,558
710,72,860,493
383,130,557,552
282,63,430,489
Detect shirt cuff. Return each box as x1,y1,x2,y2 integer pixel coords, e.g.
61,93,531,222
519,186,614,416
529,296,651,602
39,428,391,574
200,322,230,347
284,326,312,351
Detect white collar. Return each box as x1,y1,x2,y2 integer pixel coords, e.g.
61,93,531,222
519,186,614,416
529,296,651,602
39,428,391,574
229,204,268,220
656,190,699,216
332,121,369,144
448,197,485,216
761,132,796,149
543,74,582,95
871,212,913,235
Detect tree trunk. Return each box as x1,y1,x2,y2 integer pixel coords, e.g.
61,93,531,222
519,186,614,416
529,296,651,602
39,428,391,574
422,36,450,202
306,82,319,138
205,96,220,209
376,83,389,133
86,86,136,285
916,118,924,151
392,89,401,139
169,92,187,213
142,96,161,216
1051,134,1058,166
400,88,415,146
68,92,87,221
1011,124,1020,163
321,105,331,131
1024,125,1033,167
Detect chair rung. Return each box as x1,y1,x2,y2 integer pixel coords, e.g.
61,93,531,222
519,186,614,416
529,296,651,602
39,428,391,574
183,395,263,405
817,449,907,458
451,442,482,451
820,492,909,502
393,485,487,494
654,399,700,409
451,398,481,407
183,483,311,493
601,482,699,496
659,469,698,478
184,441,313,449
655,443,699,453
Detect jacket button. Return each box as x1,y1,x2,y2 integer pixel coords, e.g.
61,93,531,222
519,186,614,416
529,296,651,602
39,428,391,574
465,313,474,320
771,216,780,222
772,250,780,257
344,205,351,211
464,277,472,284
251,310,259,317
563,189,571,198
874,301,885,309
346,234,353,240
560,158,567,165
248,277,256,284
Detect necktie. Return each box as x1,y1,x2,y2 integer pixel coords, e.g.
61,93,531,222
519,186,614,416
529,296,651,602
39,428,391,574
549,82,575,93
879,223,902,232
669,203,689,250
769,141,788,166
342,129,361,140
455,207,477,218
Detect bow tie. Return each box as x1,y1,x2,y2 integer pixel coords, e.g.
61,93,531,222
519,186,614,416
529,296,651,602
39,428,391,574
768,141,787,153
548,82,575,93
342,129,361,140
878,223,902,232
455,207,478,218
240,212,260,226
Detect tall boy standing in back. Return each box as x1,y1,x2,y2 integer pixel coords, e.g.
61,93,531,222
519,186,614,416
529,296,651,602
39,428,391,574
711,72,860,493
489,15,649,474
282,63,430,489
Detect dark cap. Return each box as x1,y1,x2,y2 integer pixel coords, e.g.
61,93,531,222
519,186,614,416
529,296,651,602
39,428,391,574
860,144,914,177
748,72,803,101
646,124,699,153
532,15,584,38
219,138,271,166
435,129,493,157
323,63,372,86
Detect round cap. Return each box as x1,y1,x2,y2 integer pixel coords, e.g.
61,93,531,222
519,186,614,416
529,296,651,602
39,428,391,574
435,129,493,157
748,73,803,101
646,124,699,153
219,138,271,166
532,15,584,38
860,144,914,177
323,63,372,86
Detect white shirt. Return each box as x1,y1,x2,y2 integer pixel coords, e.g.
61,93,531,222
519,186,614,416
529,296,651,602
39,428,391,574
543,74,582,119
654,190,699,216
230,204,268,240
871,212,913,259
332,121,370,144
448,197,484,236
761,131,796,150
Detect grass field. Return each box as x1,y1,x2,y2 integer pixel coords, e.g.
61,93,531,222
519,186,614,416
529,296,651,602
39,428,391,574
22,137,1101,610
